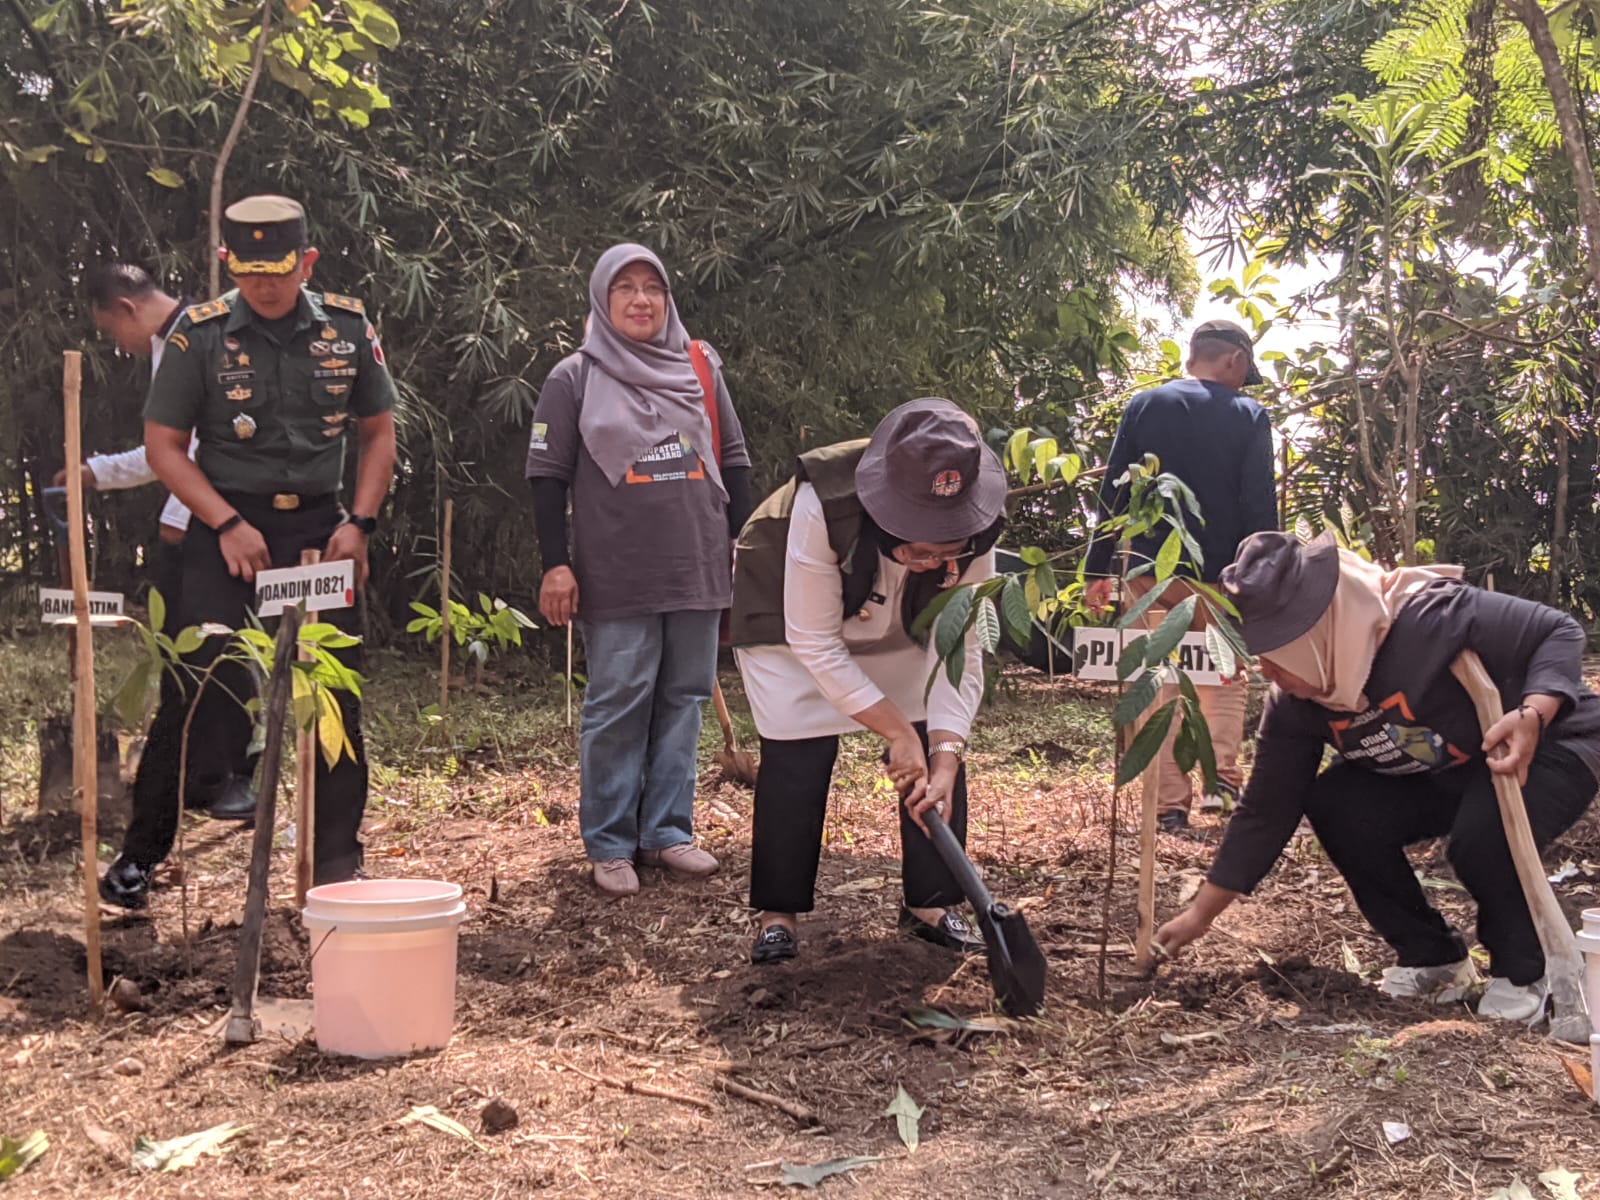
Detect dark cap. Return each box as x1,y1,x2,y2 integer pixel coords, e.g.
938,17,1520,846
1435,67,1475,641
222,195,307,277
1219,530,1340,653
855,397,1007,543
1192,318,1263,387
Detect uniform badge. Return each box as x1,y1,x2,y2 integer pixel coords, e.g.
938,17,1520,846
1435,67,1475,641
323,411,349,423
168,332,189,353
323,426,344,439
366,323,386,367
225,336,241,352
331,340,356,355
237,352,250,367
309,340,331,355
226,385,252,403
232,412,258,440
322,324,337,341
320,358,349,370
325,385,348,397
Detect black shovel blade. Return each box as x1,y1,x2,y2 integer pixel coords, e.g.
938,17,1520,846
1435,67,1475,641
976,901,1047,1018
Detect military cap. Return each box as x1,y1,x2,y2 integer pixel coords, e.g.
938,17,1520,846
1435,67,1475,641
222,194,307,277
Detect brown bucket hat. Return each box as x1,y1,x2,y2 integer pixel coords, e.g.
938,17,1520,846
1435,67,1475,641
855,397,1007,543
1220,530,1340,653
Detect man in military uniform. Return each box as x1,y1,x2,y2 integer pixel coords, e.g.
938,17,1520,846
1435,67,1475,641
99,194,398,908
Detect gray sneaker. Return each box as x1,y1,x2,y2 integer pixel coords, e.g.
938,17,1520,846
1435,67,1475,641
593,858,640,897
638,843,720,878
1378,959,1478,1003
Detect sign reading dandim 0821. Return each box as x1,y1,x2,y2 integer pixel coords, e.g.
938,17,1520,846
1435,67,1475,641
253,560,356,618
1072,627,1223,686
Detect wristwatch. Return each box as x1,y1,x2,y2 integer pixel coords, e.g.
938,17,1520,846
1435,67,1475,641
929,740,967,761
345,514,378,536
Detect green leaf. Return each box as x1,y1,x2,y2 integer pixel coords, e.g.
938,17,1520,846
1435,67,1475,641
1172,717,1198,774
1000,576,1033,644
884,1085,924,1153
1005,427,1032,476
146,167,184,188
1116,699,1177,786
1154,528,1182,580
1145,596,1198,665
1116,577,1166,632
113,659,155,727
1117,634,1146,681
932,587,974,662
1184,697,1216,788
1112,667,1161,728
1204,623,1238,679
779,1156,882,1189
910,583,963,638
173,627,205,655
147,588,166,637
0,1130,48,1181
1018,545,1046,567
973,597,1000,653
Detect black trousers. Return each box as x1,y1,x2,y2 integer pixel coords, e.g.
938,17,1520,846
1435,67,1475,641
147,539,256,806
1304,745,1596,985
123,495,368,883
749,723,968,914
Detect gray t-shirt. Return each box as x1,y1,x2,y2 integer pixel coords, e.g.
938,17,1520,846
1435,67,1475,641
525,346,750,623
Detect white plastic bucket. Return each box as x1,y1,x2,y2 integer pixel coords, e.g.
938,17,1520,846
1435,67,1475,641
302,879,467,1059
1576,908,1600,1035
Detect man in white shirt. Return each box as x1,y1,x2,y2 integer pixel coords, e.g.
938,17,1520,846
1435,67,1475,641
69,264,256,821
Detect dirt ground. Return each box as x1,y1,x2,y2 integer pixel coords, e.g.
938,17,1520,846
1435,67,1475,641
3,658,1599,1199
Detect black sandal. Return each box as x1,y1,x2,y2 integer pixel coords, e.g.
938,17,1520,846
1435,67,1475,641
898,906,984,953
751,923,798,964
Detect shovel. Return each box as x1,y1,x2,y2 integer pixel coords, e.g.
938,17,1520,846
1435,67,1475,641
711,678,758,786
1451,650,1591,1044
922,807,1047,1017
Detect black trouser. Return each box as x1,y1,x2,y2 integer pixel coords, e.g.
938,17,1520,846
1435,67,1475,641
749,723,967,914
123,495,368,883
147,538,256,807
1304,745,1596,985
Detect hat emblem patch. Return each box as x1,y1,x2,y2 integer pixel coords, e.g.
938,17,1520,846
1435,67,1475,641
931,469,963,498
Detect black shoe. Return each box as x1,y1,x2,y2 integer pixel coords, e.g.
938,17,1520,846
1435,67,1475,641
898,906,985,953
751,923,798,965
1157,810,1190,835
205,775,258,822
99,857,154,909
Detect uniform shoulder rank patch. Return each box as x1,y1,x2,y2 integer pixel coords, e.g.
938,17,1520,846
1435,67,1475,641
167,331,189,353
321,292,365,315
183,297,231,325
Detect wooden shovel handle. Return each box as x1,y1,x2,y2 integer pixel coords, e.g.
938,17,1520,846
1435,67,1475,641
1449,650,1588,1010
711,677,737,754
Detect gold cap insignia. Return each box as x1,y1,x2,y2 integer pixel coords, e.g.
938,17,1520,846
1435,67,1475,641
226,385,251,403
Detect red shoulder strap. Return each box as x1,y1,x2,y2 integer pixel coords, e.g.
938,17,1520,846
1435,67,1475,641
688,339,721,468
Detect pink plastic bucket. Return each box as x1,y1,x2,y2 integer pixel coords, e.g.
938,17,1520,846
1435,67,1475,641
302,879,466,1058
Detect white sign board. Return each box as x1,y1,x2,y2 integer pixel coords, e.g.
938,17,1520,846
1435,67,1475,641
39,587,126,626
1072,628,1224,686
254,559,355,618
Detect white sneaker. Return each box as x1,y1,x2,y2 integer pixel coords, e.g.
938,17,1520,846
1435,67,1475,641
1378,959,1479,1003
1477,976,1549,1025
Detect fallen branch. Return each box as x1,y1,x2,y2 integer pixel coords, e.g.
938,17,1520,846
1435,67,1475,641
712,1073,821,1126
562,1063,713,1113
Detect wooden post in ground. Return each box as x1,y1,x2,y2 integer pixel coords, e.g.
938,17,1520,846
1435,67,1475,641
439,499,452,716
565,623,574,728
226,609,302,1045
63,350,103,1012
1131,576,1164,973
294,549,320,908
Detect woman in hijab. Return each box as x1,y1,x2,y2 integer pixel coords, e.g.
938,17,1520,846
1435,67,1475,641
526,244,752,897
1154,531,1600,1024
729,398,1007,964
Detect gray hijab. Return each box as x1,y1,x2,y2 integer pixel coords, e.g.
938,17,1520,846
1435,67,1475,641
577,243,725,498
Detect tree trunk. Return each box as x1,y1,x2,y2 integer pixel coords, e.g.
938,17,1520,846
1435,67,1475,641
1549,412,1570,605
1400,359,1422,562
1507,0,1600,291
209,2,273,298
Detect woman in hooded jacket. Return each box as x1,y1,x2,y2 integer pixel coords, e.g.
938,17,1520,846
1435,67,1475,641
1154,531,1600,1024
526,244,752,897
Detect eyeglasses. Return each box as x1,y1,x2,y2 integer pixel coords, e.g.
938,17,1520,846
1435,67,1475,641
608,282,667,301
894,541,971,568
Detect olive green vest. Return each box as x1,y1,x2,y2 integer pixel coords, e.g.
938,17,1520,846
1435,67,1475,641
729,440,871,648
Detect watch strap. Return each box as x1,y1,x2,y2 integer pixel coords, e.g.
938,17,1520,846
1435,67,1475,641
929,740,967,760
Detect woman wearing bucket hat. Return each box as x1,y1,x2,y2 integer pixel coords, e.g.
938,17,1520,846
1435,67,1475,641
1153,531,1600,1024
728,398,1007,964
526,244,752,897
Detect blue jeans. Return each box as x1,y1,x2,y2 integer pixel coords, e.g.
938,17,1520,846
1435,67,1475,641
577,610,721,861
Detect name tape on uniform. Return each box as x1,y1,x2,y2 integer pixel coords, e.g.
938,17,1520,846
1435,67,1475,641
1072,627,1223,686
39,587,126,626
254,560,355,617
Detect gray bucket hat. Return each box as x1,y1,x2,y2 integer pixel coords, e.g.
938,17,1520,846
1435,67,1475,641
1220,530,1341,653
855,397,1007,543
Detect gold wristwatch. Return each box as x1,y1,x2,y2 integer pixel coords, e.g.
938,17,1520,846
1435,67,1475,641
929,740,966,761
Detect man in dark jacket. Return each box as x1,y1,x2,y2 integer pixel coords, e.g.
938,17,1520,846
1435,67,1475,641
1085,320,1277,831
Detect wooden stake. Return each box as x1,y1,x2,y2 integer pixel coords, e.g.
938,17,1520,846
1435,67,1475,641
439,499,452,716
63,350,103,1012
565,622,574,728
1133,583,1164,973
293,548,320,908
226,608,301,1045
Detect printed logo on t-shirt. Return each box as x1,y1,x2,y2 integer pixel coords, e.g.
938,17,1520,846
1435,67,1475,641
529,422,549,451
624,434,705,485
1328,691,1471,775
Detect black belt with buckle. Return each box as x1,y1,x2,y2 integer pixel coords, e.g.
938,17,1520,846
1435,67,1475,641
221,491,338,514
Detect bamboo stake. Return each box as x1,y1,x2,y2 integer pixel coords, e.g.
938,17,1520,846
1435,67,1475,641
293,549,320,907
439,499,452,716
63,350,103,1012
1133,581,1165,973
565,622,574,728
